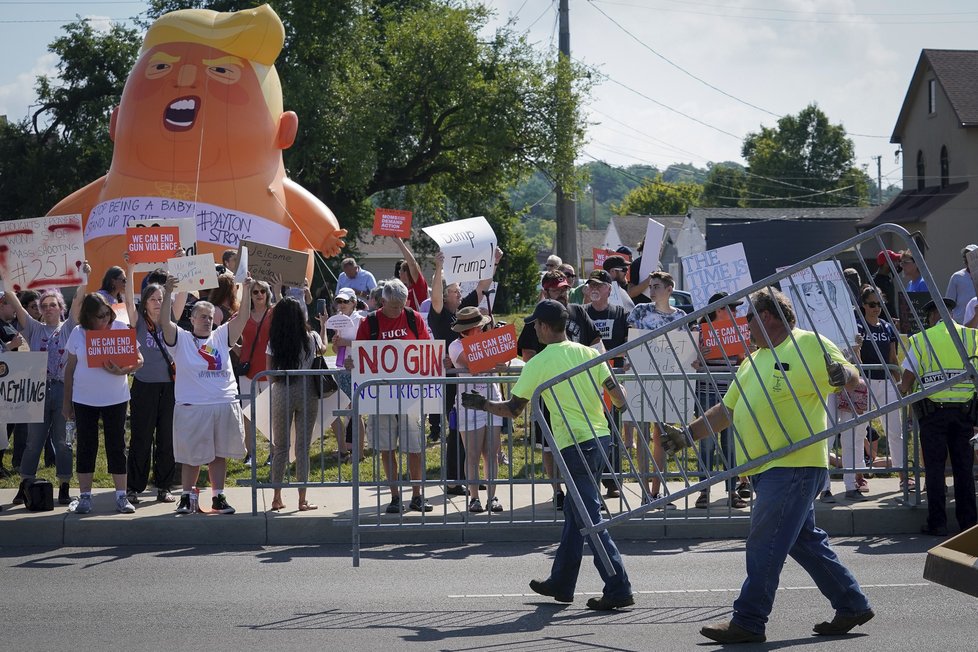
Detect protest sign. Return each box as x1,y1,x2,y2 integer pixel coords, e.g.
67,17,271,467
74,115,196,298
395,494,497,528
126,226,180,265
351,340,445,416
422,216,497,285
461,323,517,374
967,248,978,294
621,329,696,423
112,302,130,325
458,280,498,312
373,208,413,238
898,291,933,335
682,243,752,311
0,352,47,423
593,248,630,269
167,253,219,291
637,219,666,294
233,245,249,283
239,240,310,288
85,329,138,368
781,261,857,347
325,313,357,367
0,214,87,292
700,315,751,360
249,381,351,463
128,217,197,270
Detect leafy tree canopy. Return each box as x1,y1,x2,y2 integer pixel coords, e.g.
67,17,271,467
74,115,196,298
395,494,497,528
613,175,702,216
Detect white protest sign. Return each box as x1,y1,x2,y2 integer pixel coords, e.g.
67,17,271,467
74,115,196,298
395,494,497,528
129,217,197,271
167,253,219,292
249,382,351,463
458,280,498,312
234,245,249,283
621,329,697,423
84,196,290,249
782,261,858,348
351,340,446,416
422,216,497,285
0,214,87,292
682,243,752,311
325,314,357,339
637,219,666,296
0,352,47,423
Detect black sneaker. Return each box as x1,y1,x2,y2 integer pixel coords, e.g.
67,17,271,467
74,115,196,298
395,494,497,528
553,491,565,511
212,494,235,514
409,495,433,512
125,490,141,505
12,483,26,505
58,482,73,506
175,493,192,514
445,485,466,496
385,495,402,514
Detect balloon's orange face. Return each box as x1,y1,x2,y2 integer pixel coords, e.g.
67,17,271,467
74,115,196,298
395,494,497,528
112,42,280,182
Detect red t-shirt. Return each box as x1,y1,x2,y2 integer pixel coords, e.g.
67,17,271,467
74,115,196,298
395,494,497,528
239,309,273,379
355,308,432,341
406,274,429,312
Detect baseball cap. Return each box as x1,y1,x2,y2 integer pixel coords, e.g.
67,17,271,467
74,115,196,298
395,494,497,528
707,291,743,308
335,288,356,302
602,255,629,272
587,270,612,285
542,274,570,290
615,245,633,257
876,249,901,266
524,299,569,324
961,244,978,257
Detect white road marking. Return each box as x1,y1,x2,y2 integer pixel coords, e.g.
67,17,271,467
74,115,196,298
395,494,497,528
449,583,930,598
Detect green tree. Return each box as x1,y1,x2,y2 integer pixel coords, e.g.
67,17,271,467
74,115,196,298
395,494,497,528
613,175,702,216
741,103,869,207
700,162,748,208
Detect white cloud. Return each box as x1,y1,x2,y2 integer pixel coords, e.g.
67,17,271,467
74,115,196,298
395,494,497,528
82,15,114,34
0,53,58,123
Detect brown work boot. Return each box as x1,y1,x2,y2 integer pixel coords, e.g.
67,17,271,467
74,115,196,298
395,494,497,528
700,620,766,644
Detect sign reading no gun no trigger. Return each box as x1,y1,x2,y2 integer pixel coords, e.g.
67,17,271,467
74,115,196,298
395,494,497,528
422,216,497,285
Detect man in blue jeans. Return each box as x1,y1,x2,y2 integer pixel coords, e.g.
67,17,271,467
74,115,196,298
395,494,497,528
669,287,873,643
462,299,633,610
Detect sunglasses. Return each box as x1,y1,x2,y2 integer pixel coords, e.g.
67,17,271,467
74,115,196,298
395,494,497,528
901,258,914,264
335,298,351,304
864,301,882,308
96,311,113,320
252,289,267,296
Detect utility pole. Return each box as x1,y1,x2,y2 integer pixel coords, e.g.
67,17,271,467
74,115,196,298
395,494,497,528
872,155,883,205
554,0,578,264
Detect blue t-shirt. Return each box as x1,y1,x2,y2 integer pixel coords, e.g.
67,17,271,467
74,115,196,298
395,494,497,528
857,319,898,378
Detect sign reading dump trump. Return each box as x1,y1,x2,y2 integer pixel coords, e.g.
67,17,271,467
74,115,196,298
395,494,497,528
0,352,47,423
681,243,752,311
461,323,518,374
621,329,696,423
422,216,497,285
85,329,139,368
373,208,413,238
0,214,87,292
351,340,445,416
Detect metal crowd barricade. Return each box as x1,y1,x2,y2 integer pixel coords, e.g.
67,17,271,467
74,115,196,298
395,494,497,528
530,223,978,574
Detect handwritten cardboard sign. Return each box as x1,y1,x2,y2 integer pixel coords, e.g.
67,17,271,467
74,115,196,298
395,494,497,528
239,239,310,288
700,315,751,360
781,261,857,347
682,243,752,311
351,340,445,416
461,323,517,374
422,216,497,285
0,352,47,423
85,329,138,368
167,253,219,292
0,214,87,292
129,217,197,270
593,248,630,269
621,329,696,423
373,208,413,238
126,226,180,265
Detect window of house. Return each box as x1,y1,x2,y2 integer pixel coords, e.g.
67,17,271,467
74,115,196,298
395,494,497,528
917,150,925,190
928,79,937,114
940,146,949,188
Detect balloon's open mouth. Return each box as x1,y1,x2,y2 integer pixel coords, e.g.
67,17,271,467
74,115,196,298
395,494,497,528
163,96,200,132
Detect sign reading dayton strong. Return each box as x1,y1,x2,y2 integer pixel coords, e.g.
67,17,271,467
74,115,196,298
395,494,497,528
351,340,446,417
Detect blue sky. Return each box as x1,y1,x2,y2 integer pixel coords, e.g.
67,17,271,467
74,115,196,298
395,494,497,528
2,0,977,191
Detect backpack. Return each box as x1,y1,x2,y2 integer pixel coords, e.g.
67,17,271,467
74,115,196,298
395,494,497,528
23,479,54,512
367,307,420,340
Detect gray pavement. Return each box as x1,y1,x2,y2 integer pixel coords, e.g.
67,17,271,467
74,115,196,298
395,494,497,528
2,536,973,650
2,475,970,550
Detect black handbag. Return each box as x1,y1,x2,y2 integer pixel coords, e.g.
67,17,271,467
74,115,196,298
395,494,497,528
310,355,338,398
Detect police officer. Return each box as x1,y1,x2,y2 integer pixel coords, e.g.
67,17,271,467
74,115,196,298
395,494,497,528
899,296,978,536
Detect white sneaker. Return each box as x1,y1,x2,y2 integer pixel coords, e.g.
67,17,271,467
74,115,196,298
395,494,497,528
116,495,136,514
69,495,92,514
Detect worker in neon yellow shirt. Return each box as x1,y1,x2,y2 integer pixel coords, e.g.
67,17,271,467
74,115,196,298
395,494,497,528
668,287,873,644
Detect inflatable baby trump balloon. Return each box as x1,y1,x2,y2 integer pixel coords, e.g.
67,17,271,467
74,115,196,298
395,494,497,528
47,5,346,283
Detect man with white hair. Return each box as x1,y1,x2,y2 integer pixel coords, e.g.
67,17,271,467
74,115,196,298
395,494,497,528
348,279,435,513
336,257,377,300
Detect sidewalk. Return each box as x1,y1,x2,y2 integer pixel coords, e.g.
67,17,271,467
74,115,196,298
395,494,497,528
0,476,954,548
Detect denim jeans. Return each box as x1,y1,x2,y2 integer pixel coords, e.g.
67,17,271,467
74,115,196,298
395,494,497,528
21,380,73,481
732,466,870,634
549,436,632,600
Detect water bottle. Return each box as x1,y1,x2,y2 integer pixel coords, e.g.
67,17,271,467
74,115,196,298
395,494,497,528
65,420,76,447
189,486,199,513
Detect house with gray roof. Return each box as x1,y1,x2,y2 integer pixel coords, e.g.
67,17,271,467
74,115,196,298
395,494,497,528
858,49,978,288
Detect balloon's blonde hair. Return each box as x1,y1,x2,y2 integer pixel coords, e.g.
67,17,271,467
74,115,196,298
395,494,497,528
141,4,285,116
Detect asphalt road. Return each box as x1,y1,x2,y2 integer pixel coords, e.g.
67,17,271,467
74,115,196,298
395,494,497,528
3,536,972,650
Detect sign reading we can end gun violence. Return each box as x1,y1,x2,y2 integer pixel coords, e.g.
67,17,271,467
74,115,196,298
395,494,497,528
700,316,751,360
126,226,180,265
0,214,87,292
373,208,413,238
85,329,138,368
461,323,518,374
